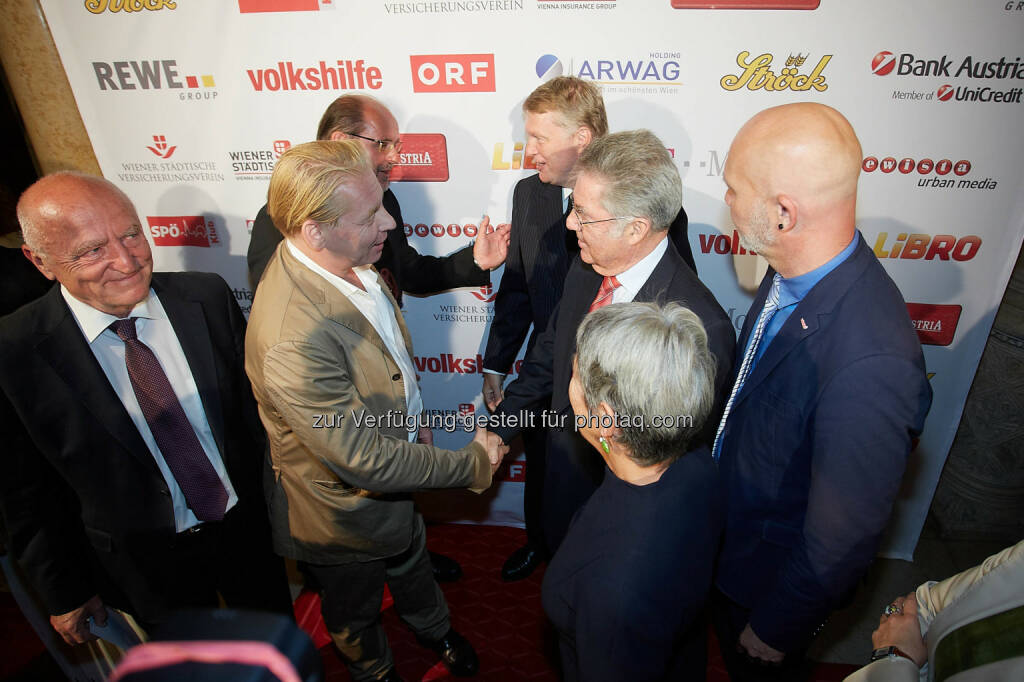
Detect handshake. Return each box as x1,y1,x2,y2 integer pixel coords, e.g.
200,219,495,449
472,426,509,475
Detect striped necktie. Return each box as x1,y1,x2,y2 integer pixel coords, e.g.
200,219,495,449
712,273,782,461
588,276,621,312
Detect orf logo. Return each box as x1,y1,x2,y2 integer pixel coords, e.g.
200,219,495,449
472,285,497,303
871,51,896,76
146,216,212,247
146,134,176,159
272,140,291,157
536,54,563,80
906,303,962,346
410,54,495,93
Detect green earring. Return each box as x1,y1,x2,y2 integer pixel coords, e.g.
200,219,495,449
599,436,610,454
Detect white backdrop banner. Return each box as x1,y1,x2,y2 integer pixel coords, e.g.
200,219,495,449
39,0,1024,559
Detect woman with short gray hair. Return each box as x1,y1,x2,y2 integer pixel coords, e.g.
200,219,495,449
542,301,724,681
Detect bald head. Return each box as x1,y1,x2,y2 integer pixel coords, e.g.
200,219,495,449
317,94,400,190
18,172,153,317
724,103,862,276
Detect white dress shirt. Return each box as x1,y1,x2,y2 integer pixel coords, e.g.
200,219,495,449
61,286,238,532
287,241,423,441
610,236,668,304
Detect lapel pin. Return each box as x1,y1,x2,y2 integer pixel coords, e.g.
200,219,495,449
800,317,808,330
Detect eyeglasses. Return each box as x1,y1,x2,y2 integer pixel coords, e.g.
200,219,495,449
572,205,632,227
346,132,403,154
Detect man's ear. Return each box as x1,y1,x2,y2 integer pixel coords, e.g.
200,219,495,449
573,126,593,151
21,245,56,281
596,400,621,441
624,216,652,243
328,130,346,142
299,220,326,250
776,194,798,232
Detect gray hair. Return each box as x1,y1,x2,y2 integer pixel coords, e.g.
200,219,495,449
575,302,715,466
575,129,681,232
18,171,134,254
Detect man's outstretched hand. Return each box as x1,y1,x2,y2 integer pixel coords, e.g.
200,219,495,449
473,216,511,271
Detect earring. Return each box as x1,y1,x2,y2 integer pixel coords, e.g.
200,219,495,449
777,223,784,230
599,436,610,454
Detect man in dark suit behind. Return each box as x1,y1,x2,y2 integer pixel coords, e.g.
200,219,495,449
482,77,697,581
490,129,734,555
0,173,291,645
712,103,933,680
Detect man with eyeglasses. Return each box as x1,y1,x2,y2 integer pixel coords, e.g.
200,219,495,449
481,77,698,582
247,94,510,305
487,129,734,556
247,94,509,584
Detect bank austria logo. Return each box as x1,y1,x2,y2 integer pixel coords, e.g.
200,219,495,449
536,52,682,94
228,140,291,181
905,303,962,347
862,155,998,190
86,0,177,13
410,54,495,93
93,59,217,100
246,60,383,91
146,135,176,159
237,0,333,12
146,215,220,248
721,51,830,92
390,134,449,182
872,50,1024,105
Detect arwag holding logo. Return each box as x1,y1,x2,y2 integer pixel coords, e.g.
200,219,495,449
536,53,681,95
146,216,220,248
720,51,830,92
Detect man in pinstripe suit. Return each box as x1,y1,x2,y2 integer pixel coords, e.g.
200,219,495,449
482,77,696,580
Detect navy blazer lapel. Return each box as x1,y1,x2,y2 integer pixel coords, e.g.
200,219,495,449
635,241,683,303
154,275,228,459
735,236,875,405
34,287,155,468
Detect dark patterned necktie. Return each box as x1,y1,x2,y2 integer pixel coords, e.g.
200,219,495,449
109,317,227,521
588,276,621,312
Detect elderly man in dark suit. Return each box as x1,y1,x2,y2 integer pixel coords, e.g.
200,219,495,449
0,172,291,645
482,77,697,581
490,129,734,555
712,103,933,681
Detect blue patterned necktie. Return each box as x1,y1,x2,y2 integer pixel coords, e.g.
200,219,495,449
110,317,228,521
712,273,782,461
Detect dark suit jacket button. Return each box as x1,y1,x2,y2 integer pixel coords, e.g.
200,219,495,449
160,489,171,497
392,373,402,381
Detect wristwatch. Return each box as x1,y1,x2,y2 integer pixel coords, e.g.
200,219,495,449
870,646,916,664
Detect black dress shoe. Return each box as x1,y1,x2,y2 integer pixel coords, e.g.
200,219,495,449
416,627,479,677
378,668,405,682
501,544,542,582
429,550,462,582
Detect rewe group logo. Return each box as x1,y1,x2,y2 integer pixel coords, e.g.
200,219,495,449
146,216,220,247
721,51,831,92
410,54,495,93
246,60,382,91
146,135,176,159
93,60,216,100
906,303,962,346
390,134,449,182
871,233,982,261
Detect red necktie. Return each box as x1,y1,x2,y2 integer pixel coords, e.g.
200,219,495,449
110,317,228,521
588,276,621,312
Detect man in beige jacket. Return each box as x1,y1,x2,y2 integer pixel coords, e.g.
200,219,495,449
245,140,506,682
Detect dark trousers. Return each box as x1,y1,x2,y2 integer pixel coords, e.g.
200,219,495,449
301,514,449,682
522,426,548,556
113,502,293,630
711,589,811,682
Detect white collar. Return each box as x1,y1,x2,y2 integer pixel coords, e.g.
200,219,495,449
286,240,381,296
61,285,162,343
613,237,668,297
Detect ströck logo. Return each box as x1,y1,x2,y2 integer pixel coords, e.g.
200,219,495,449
410,54,495,93
86,0,177,13
721,51,830,92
